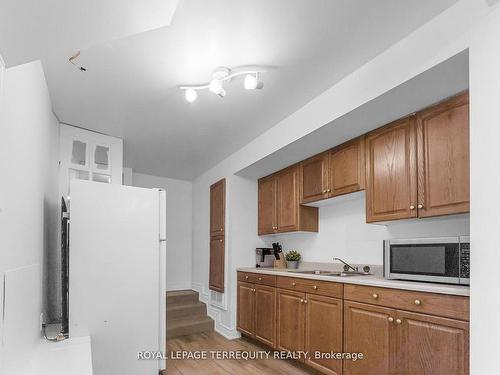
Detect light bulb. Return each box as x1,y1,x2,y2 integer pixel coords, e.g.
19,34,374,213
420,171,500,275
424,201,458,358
185,88,197,103
209,79,223,95
244,74,258,90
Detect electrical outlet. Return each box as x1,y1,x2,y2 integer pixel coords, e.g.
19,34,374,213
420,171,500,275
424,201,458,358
39,313,44,332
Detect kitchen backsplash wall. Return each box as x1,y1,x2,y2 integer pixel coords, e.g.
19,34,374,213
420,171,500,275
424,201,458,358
267,191,470,265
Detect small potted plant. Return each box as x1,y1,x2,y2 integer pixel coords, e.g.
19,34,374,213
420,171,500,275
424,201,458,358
285,250,301,269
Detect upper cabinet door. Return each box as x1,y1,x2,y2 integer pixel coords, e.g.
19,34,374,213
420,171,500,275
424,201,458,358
396,310,469,375
330,137,365,197
365,116,417,223
210,179,225,237
300,153,330,204
276,166,299,232
258,176,277,235
416,93,469,218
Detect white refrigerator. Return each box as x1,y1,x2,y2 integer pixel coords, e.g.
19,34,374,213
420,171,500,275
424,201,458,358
68,180,166,375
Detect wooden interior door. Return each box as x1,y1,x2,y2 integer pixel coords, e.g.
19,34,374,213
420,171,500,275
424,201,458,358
417,92,469,218
276,166,299,232
365,116,417,222
305,294,343,375
300,153,329,203
344,301,397,375
254,284,276,347
330,137,365,197
276,288,305,353
396,310,469,375
209,237,224,292
258,176,277,235
210,179,225,236
237,282,255,337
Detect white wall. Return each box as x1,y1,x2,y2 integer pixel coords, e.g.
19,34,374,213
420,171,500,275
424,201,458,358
468,4,500,373
191,0,492,347
132,172,192,291
0,60,59,374
268,192,470,265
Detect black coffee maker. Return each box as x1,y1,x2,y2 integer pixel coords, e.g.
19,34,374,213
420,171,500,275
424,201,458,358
255,248,275,268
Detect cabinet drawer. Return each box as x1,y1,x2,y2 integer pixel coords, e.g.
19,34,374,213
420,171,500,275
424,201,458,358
237,272,276,287
276,276,343,298
344,284,469,321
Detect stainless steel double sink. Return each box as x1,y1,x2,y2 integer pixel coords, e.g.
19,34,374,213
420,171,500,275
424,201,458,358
289,270,370,277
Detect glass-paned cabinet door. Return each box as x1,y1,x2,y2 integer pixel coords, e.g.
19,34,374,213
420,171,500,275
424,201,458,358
91,144,111,183
70,139,89,168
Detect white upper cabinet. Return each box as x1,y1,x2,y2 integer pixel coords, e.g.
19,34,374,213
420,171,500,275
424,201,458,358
59,124,123,201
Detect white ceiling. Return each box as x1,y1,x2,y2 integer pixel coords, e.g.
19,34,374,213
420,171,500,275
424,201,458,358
0,0,459,180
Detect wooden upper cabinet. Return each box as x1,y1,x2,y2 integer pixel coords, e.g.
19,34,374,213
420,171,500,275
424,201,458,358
258,175,277,235
237,281,255,336
365,116,417,223
344,301,397,375
305,294,343,375
299,137,365,204
210,179,225,236
209,237,224,293
276,288,305,353
396,310,469,375
416,92,470,218
300,152,330,204
330,137,365,197
276,166,299,232
258,165,318,235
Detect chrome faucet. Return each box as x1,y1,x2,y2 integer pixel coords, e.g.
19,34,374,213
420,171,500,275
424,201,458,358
332,257,358,272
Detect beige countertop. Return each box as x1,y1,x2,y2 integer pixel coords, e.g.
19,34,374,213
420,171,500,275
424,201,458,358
237,266,470,296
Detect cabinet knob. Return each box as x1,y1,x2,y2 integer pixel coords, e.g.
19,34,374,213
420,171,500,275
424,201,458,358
304,300,308,304
258,277,262,281
414,299,421,306
327,189,331,193
300,299,304,303
253,289,256,292
417,204,424,209
323,190,327,194
409,205,415,210
292,282,296,286
372,293,379,299
388,317,394,323
220,228,223,231
245,276,249,279
219,239,223,243
313,285,318,290
396,319,402,325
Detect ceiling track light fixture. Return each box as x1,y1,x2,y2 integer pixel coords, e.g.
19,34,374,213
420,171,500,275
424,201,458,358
180,66,265,103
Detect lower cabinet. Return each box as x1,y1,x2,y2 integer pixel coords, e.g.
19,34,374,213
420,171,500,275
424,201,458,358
237,273,469,375
343,301,397,375
344,301,469,375
237,281,276,347
277,288,343,375
397,310,469,375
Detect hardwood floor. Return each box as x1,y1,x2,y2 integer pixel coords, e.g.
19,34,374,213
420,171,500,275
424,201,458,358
165,331,319,374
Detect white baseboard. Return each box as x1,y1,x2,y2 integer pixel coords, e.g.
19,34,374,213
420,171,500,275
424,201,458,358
191,282,240,340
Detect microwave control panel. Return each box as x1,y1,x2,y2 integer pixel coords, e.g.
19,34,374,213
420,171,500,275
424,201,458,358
460,242,470,279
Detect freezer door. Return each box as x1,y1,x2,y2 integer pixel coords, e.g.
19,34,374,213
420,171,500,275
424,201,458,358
69,180,160,375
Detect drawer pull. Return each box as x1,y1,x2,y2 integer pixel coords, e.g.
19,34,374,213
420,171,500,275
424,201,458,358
414,299,421,306
396,319,402,325
388,317,394,323
245,276,249,279
313,285,318,290
292,282,296,286
372,293,379,299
